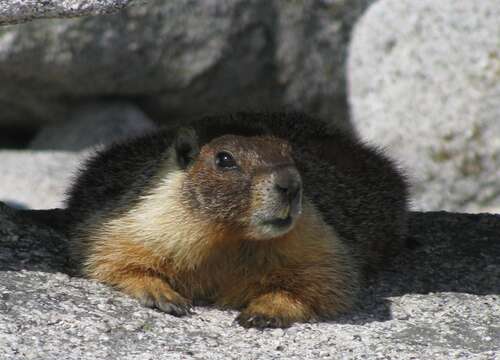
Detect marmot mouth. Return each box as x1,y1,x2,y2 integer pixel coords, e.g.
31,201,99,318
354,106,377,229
262,216,293,228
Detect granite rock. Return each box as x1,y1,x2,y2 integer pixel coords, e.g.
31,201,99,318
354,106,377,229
348,0,500,212
0,203,498,359
29,102,157,151
0,0,138,26
0,150,84,210
1,103,157,209
0,0,372,132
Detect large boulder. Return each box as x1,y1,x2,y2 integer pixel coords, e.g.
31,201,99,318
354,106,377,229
348,0,500,212
0,0,373,131
1,204,499,358
0,0,136,25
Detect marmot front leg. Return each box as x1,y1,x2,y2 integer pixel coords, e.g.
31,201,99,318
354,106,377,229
236,291,314,328
115,272,192,317
81,234,193,316
235,258,357,328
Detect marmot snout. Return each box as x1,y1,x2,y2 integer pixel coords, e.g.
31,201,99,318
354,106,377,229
249,165,303,240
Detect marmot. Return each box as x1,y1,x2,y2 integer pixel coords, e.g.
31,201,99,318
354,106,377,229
64,112,408,328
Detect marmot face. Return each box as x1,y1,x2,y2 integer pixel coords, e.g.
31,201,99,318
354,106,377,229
181,134,302,240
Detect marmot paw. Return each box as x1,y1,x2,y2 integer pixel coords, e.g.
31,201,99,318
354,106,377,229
139,293,193,317
236,312,292,329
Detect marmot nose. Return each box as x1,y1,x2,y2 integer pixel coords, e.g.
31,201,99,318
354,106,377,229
275,170,302,204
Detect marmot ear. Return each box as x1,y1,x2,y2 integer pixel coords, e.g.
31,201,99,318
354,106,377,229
174,127,200,169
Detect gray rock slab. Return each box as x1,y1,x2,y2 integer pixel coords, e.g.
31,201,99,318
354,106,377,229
0,150,85,210
0,0,138,26
0,204,498,359
0,1,372,131
2,104,155,209
348,0,500,213
29,102,157,151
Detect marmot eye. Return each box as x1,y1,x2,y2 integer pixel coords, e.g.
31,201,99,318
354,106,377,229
215,151,237,169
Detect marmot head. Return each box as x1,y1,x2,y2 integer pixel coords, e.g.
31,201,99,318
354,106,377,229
175,127,303,240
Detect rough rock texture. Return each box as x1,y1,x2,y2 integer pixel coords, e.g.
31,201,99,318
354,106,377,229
0,0,138,26
0,203,499,359
1,103,157,209
348,0,500,213
0,0,372,131
30,102,157,151
0,151,84,209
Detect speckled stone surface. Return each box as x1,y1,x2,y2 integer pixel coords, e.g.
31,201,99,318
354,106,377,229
0,0,138,25
0,150,84,210
0,102,156,210
0,0,372,131
348,0,500,213
1,204,498,359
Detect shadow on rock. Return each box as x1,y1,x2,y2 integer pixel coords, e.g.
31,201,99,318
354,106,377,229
339,211,500,325
388,211,499,296
0,202,72,274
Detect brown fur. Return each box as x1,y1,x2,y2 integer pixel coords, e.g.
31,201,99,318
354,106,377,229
77,167,355,327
